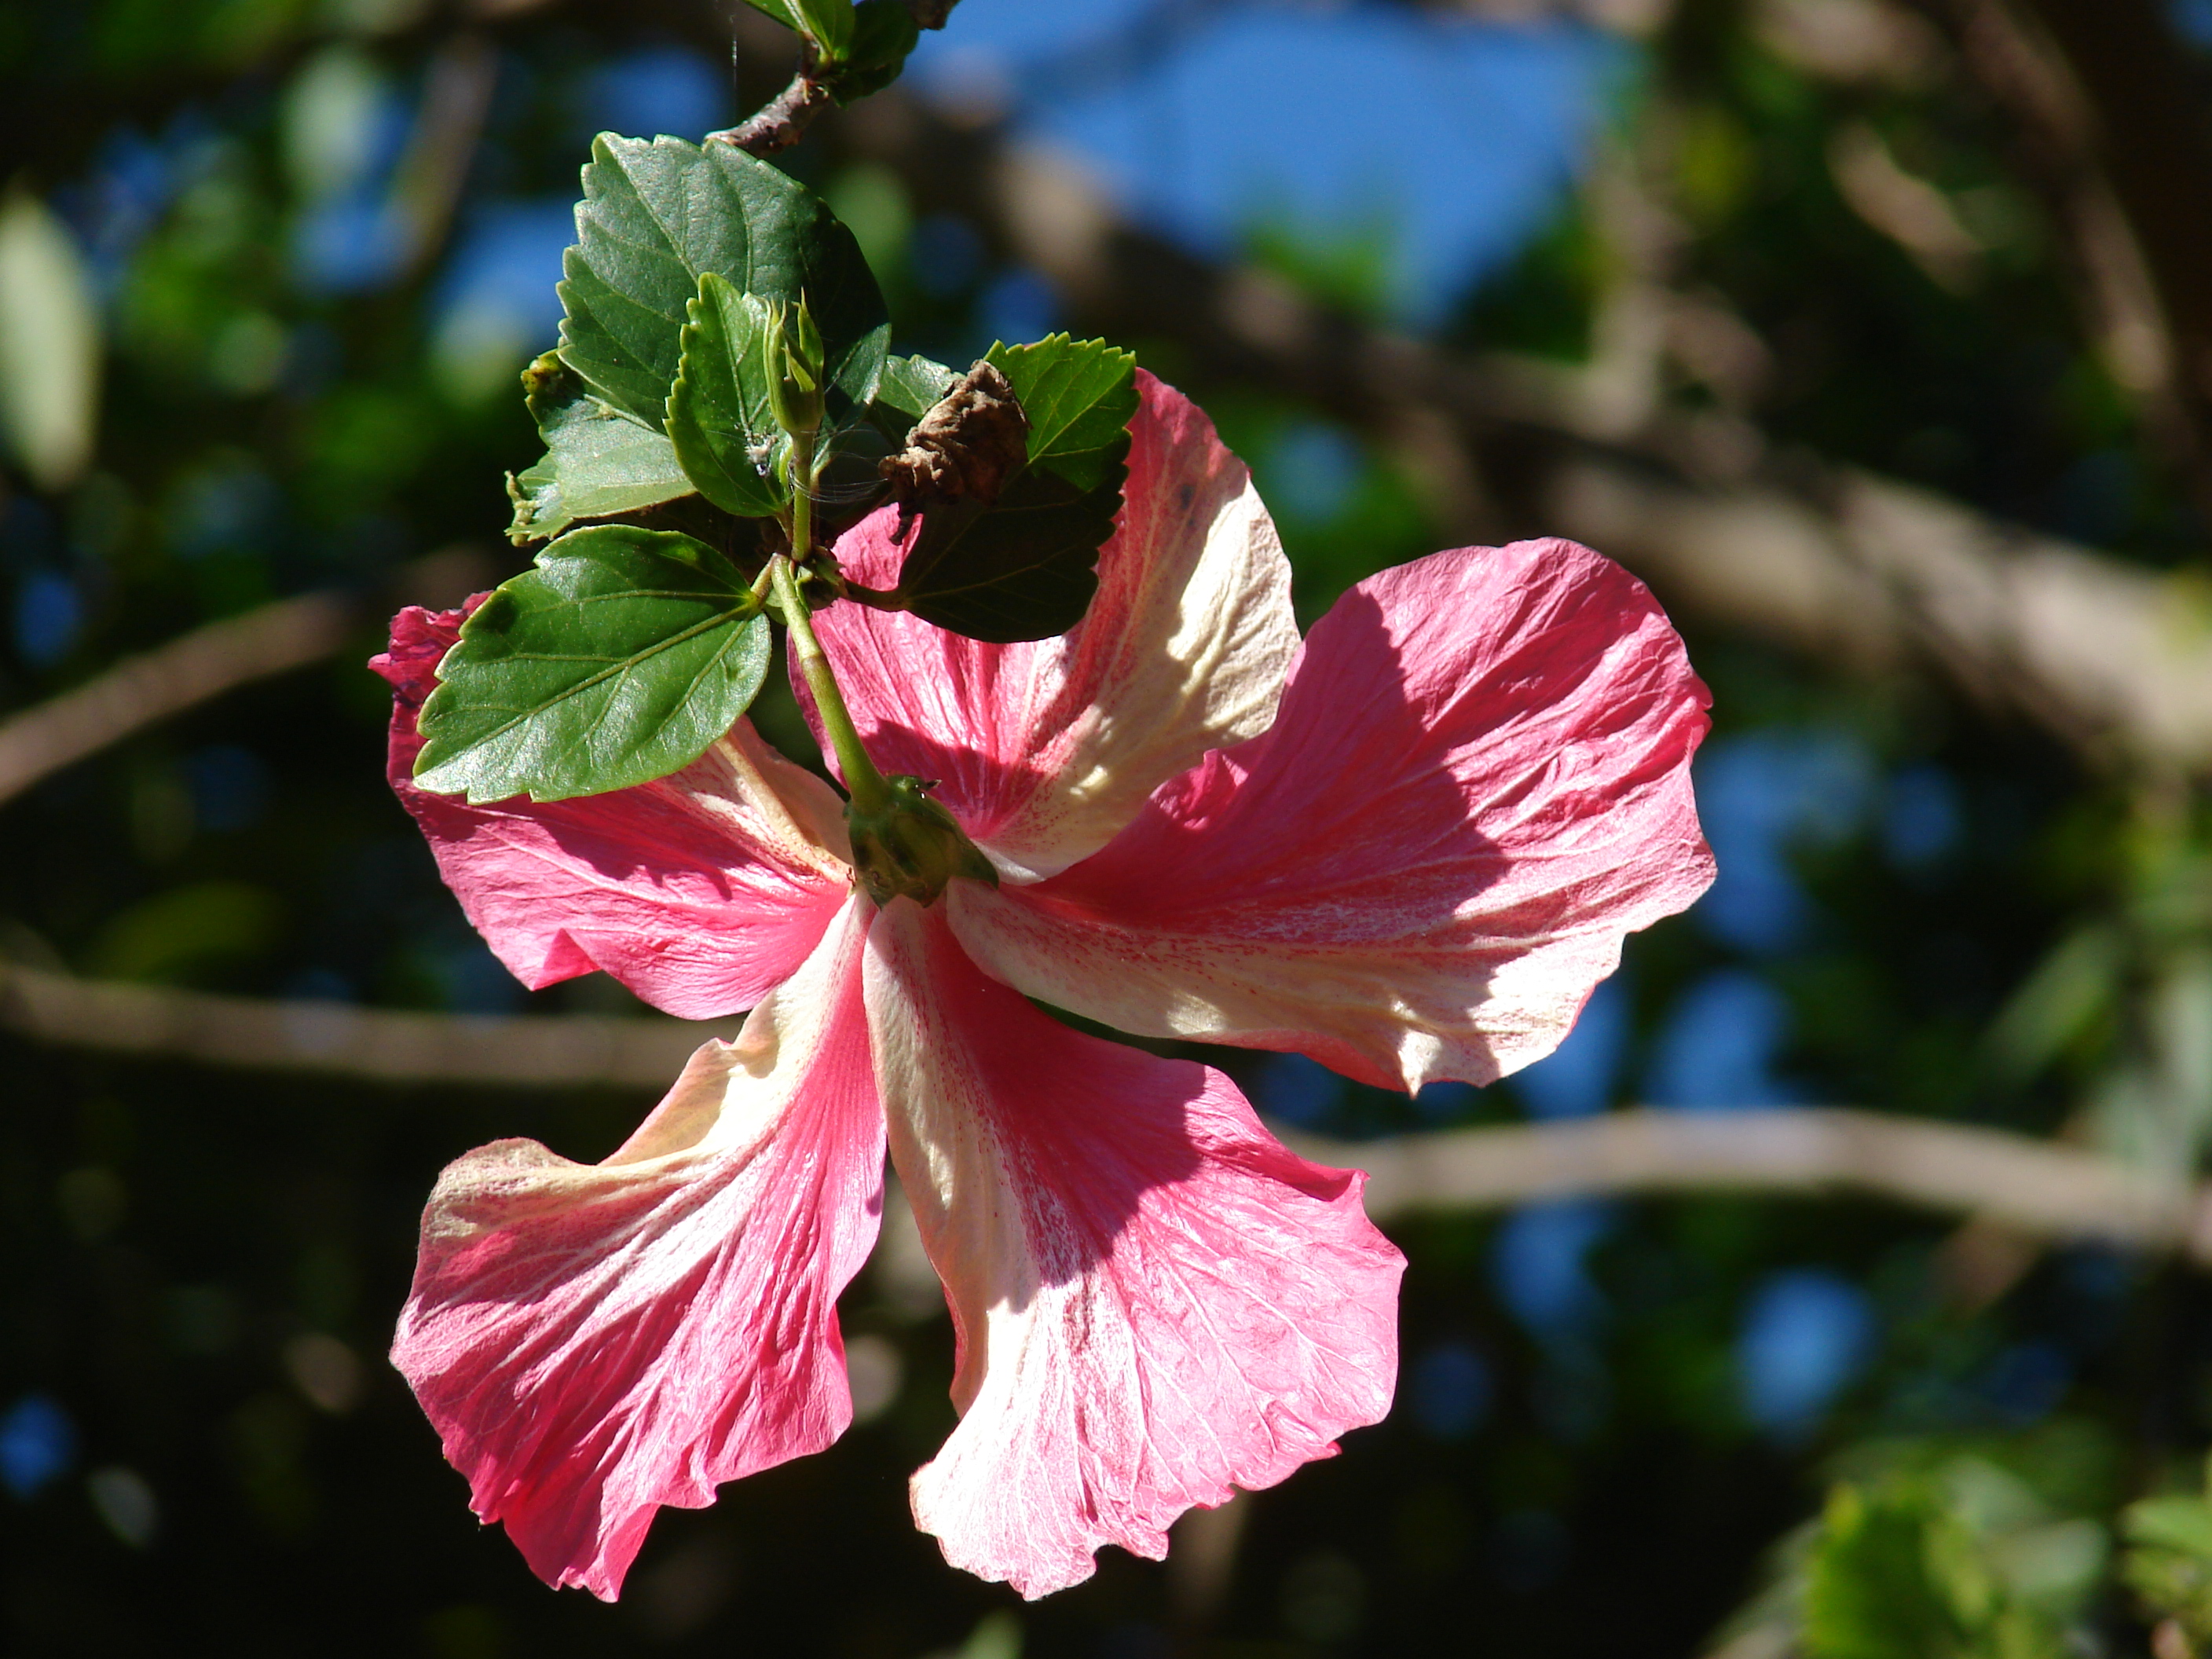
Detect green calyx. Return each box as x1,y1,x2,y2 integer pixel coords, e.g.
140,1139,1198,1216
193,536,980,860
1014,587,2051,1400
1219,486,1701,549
846,775,998,908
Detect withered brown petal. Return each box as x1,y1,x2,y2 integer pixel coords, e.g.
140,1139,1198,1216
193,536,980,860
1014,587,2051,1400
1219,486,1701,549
879,359,1031,506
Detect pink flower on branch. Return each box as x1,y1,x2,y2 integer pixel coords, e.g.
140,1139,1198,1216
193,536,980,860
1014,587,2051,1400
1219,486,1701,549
372,372,1713,1602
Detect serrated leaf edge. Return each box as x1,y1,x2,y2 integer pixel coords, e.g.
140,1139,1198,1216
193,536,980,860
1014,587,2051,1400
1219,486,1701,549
986,333,1138,461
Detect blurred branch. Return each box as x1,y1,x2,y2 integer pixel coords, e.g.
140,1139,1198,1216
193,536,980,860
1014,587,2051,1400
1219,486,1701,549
1544,454,2212,771
0,960,720,1088
1400,0,1675,30
0,593,350,807
5,953,2206,1261
709,0,963,157
0,549,488,808
1291,1107,2212,1263
389,30,499,281
712,63,839,157
2017,0,2212,486
1016,0,1241,105
1438,0,2212,498
821,102,2212,774
1925,0,2212,504
1826,121,1985,292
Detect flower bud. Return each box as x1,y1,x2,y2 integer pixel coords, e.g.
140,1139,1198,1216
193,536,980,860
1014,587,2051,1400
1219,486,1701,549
763,295,826,444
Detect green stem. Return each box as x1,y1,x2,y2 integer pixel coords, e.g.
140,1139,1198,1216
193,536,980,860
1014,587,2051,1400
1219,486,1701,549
771,553,890,815
789,445,815,578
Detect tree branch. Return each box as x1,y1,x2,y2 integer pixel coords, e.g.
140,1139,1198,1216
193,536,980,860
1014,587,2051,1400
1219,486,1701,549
0,960,723,1088
1287,1107,2212,1263
0,549,487,808
5,950,2205,1262
2003,0,2212,416
1541,452,2212,771
0,594,350,808
709,0,962,158
2011,0,2212,346
821,110,2212,775
387,30,500,281
1921,0,2212,511
709,61,838,157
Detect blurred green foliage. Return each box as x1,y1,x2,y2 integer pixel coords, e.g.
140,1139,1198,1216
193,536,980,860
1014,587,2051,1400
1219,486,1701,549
1806,1481,2061,1659
2123,1466,2212,1646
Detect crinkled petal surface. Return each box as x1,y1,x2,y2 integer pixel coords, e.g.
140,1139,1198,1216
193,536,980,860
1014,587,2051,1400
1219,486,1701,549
375,603,851,1017
863,902,1402,1599
810,371,1299,881
951,539,1715,1091
390,900,884,1599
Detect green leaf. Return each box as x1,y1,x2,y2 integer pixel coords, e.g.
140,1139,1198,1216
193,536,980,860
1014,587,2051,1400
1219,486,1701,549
2125,1497,2212,1559
1805,1485,1980,1659
507,353,694,543
555,135,889,434
0,189,101,491
892,452,1126,643
741,0,804,31
836,1,921,99
88,881,283,984
985,334,1138,491
793,0,855,58
665,275,786,518
877,336,1137,642
413,526,771,804
745,0,913,95
1804,1483,2066,1659
874,352,959,420
2122,1495,2212,1644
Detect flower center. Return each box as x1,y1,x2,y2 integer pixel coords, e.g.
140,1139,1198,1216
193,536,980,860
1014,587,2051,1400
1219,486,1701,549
846,775,998,908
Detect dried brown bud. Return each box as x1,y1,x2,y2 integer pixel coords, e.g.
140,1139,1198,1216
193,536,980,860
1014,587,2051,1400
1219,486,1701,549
879,361,1031,507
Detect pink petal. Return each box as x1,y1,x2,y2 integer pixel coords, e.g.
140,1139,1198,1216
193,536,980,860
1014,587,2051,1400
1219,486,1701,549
375,603,852,1018
863,901,1403,1599
808,371,1299,881
951,538,1715,1091
390,899,884,1599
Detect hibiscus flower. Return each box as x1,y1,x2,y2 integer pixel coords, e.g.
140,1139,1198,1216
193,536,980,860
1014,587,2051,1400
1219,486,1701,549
372,373,1714,1602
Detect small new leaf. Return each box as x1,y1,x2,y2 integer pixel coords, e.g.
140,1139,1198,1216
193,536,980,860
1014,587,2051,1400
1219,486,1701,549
793,0,855,59
555,136,888,434
881,335,1137,643
836,1,921,100
666,275,785,518
413,526,771,804
874,353,959,420
741,0,908,92
508,353,694,544
985,334,1139,491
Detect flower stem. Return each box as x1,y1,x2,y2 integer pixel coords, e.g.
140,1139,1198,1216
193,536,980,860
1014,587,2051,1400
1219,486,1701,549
770,553,891,815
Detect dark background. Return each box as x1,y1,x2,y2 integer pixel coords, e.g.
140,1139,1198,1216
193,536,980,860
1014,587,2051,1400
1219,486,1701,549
5,1,2212,1654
